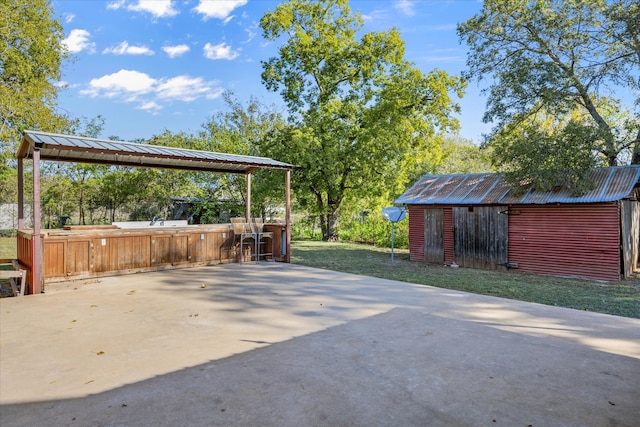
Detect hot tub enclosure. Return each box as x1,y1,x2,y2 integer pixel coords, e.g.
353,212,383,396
395,166,640,282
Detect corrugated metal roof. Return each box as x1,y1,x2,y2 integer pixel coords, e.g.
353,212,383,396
396,166,640,205
17,130,293,174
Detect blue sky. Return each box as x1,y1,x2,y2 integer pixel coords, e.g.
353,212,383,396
54,0,488,143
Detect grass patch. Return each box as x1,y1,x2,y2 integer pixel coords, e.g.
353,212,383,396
0,237,17,259
291,240,640,319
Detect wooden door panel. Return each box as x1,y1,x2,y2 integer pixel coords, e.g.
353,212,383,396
453,206,508,270
424,209,444,264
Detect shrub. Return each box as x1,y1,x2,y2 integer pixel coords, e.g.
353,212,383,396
339,213,408,249
0,229,17,238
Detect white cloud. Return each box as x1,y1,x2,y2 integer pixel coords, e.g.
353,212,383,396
243,22,258,44
203,42,240,60
194,0,247,20
361,9,388,23
110,0,178,18
131,0,178,17
80,69,223,110
139,101,162,112
62,29,95,54
156,76,214,101
81,70,156,98
395,0,415,16
205,88,225,100
103,41,154,56
106,0,125,10
162,44,190,58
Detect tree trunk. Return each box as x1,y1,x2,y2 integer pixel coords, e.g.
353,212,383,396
315,193,340,241
78,188,85,225
320,211,339,241
632,130,640,165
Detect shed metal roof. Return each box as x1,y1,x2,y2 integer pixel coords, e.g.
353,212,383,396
395,166,640,206
17,131,293,174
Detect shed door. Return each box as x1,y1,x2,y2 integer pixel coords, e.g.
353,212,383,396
453,206,508,270
621,200,640,277
424,208,444,263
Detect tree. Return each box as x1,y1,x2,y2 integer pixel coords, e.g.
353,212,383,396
1,0,71,211
0,0,69,158
458,0,640,189
261,0,464,240
198,93,289,220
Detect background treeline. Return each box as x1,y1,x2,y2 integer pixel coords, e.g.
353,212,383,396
1,0,637,249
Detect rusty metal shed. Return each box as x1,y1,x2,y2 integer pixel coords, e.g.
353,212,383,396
396,166,640,206
15,130,294,294
396,166,640,281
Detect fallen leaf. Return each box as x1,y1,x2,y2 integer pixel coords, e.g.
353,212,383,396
96,351,105,355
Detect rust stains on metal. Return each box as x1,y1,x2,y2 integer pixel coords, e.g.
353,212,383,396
396,166,640,206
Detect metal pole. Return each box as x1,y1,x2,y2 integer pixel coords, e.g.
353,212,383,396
391,222,395,264
285,169,291,263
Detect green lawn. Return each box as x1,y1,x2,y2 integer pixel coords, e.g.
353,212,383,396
291,240,640,319
0,237,16,259
2,236,637,318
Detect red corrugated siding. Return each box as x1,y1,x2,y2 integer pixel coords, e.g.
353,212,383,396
408,205,424,261
443,208,454,265
508,203,620,281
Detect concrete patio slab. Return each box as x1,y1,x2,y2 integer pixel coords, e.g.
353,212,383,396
1,263,639,426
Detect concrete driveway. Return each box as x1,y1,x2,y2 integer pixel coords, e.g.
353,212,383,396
1,263,639,426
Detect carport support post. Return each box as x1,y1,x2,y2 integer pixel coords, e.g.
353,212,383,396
17,157,24,230
285,169,291,263
32,149,42,294
246,172,251,222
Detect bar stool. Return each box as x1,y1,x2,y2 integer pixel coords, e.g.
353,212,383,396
253,218,274,261
231,218,257,262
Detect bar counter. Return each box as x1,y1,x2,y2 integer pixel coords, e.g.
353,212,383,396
17,222,285,287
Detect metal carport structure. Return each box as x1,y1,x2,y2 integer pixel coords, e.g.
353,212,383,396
15,130,294,294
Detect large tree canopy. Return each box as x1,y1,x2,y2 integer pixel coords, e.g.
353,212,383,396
261,0,464,240
197,93,289,219
458,0,639,191
0,0,68,142
0,0,69,202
